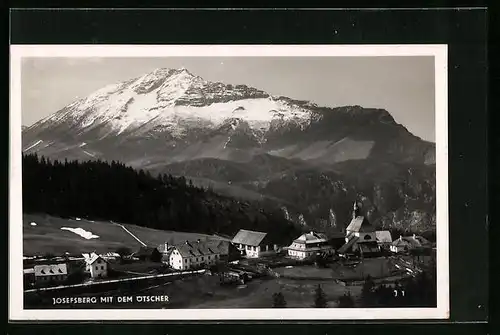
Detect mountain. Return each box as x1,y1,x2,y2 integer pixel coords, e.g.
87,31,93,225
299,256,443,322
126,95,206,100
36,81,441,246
22,67,436,234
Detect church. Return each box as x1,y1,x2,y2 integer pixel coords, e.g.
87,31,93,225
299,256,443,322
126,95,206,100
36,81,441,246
337,201,381,257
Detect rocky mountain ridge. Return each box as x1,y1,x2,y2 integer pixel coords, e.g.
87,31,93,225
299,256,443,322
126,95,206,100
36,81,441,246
22,67,437,234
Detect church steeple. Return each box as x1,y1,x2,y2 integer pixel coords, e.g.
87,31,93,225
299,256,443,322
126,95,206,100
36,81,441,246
352,201,360,219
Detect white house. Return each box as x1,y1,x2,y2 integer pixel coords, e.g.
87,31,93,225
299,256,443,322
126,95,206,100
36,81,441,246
287,231,333,260
84,252,109,278
33,263,68,285
231,229,278,258
169,239,222,271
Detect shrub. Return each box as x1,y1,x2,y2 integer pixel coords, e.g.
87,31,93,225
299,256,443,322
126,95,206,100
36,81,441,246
313,284,328,308
272,292,287,308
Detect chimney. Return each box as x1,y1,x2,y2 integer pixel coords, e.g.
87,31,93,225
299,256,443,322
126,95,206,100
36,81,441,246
412,234,416,239
399,236,403,241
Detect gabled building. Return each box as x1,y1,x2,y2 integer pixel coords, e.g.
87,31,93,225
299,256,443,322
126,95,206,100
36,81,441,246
337,202,381,256
231,229,278,258
84,252,109,278
390,234,432,254
33,263,68,285
160,237,240,266
287,231,334,260
169,239,222,270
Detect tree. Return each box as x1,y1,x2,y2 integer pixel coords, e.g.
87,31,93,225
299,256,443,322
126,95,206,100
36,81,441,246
338,291,355,308
272,292,287,308
361,275,376,307
313,284,328,308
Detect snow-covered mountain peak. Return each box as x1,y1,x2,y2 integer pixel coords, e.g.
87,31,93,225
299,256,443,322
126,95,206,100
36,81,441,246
130,67,200,95
31,67,320,137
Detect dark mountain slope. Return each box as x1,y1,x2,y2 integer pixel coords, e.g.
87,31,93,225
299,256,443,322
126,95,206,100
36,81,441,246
22,153,303,245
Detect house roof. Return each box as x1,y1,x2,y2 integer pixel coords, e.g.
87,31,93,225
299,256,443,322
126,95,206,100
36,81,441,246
414,235,432,246
85,253,107,265
172,240,224,258
34,263,68,276
231,229,267,246
376,230,393,243
402,236,423,248
293,231,328,244
346,216,375,233
214,240,231,254
337,236,359,254
392,237,411,247
104,252,120,258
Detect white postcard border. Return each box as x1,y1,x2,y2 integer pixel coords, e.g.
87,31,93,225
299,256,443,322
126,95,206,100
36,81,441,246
9,44,449,320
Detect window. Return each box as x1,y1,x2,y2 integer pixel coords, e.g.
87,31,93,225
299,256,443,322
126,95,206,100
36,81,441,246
364,235,372,240
101,266,105,270
95,265,98,271
202,257,204,261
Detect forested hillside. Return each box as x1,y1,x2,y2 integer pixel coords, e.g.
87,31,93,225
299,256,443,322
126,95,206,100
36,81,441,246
22,154,303,244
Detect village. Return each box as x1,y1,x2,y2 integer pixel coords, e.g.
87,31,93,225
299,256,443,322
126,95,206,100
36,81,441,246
23,202,436,308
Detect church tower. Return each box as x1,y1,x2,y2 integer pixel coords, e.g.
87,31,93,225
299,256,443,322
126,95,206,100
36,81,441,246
352,201,361,219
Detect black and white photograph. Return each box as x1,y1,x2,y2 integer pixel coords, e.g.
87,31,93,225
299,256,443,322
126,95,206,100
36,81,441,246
9,45,449,320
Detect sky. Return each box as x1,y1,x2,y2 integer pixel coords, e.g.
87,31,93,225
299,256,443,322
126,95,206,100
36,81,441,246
21,56,435,142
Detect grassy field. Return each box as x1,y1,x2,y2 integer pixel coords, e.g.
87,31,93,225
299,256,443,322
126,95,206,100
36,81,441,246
23,213,223,256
